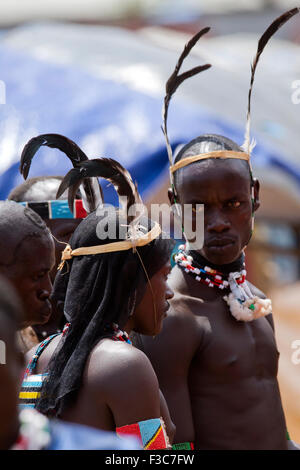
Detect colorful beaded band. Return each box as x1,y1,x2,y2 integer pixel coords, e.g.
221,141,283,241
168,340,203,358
19,199,87,219
111,323,132,345
175,245,272,322
116,417,169,450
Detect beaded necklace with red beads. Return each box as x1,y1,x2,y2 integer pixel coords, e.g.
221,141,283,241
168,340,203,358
110,323,132,345
174,244,272,322
174,244,246,290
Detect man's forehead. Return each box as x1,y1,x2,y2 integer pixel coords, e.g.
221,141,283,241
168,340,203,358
176,158,251,196
18,234,54,261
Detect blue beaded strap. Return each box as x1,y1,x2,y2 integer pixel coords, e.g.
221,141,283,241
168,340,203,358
23,323,71,380
23,334,60,379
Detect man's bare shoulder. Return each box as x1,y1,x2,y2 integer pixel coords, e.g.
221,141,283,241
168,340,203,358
136,292,209,368
168,265,211,319
166,290,211,334
247,281,267,299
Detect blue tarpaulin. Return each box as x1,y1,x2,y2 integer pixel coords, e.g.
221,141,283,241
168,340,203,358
0,23,299,205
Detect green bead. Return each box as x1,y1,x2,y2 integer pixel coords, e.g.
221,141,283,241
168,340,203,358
249,303,255,311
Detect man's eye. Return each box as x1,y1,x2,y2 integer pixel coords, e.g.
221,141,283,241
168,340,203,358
32,272,46,281
228,201,241,208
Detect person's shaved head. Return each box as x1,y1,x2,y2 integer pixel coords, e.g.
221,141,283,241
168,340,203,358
173,134,253,190
8,176,65,203
0,201,55,328
0,201,50,266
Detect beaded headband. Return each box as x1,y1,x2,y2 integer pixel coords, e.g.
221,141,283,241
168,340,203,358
162,9,299,188
58,222,161,271
19,199,87,220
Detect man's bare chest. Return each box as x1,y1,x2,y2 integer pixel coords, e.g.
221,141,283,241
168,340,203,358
189,297,279,384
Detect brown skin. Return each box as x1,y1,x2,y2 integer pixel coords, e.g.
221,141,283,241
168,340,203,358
138,158,290,449
27,261,176,443
33,218,82,339
1,234,55,329
172,158,260,265
0,321,24,449
126,261,173,337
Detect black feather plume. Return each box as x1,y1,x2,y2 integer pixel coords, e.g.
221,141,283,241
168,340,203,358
57,158,142,226
162,27,211,166
243,7,300,152
20,133,103,212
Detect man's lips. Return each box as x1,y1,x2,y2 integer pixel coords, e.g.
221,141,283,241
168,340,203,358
206,237,236,248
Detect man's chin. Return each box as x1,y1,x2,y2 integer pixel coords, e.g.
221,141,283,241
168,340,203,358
200,245,241,266
31,305,52,326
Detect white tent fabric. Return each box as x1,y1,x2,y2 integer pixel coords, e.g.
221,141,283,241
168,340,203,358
0,1,292,25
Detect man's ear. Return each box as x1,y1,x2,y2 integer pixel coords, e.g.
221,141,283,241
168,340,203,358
168,188,179,205
252,178,260,212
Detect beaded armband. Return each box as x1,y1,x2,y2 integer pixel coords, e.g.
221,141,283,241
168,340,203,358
116,417,169,450
172,442,194,450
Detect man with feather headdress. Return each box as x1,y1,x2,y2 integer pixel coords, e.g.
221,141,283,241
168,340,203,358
137,9,300,449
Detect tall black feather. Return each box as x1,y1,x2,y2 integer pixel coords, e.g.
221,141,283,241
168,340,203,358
243,7,300,152
57,159,142,226
20,133,103,213
162,27,211,167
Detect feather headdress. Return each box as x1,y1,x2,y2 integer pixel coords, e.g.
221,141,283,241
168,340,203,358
57,158,144,239
20,133,103,213
161,27,211,192
242,7,300,153
163,8,300,181
56,158,160,268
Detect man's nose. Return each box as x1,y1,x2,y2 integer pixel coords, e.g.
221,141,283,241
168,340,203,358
38,275,52,299
207,211,230,233
38,289,51,301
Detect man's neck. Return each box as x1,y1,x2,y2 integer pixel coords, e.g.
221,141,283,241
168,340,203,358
189,250,245,274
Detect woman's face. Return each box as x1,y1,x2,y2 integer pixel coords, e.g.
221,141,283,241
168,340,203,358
131,261,174,336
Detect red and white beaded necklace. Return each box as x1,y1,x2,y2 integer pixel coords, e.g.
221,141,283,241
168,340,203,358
174,244,272,322
111,323,132,345
174,244,246,290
